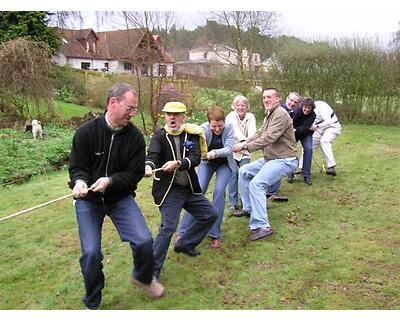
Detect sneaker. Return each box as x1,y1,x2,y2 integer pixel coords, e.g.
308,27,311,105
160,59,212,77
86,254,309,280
304,176,312,185
326,166,337,176
131,276,165,298
287,173,294,183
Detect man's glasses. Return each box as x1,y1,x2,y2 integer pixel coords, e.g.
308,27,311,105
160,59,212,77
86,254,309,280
119,101,139,113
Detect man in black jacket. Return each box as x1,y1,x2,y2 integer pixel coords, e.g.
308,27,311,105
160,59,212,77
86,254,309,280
69,83,164,310
144,101,217,280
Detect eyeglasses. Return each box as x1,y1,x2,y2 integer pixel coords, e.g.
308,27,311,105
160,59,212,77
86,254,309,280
119,101,139,113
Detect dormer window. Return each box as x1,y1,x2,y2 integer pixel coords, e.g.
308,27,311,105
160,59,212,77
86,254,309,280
92,42,96,53
86,42,89,52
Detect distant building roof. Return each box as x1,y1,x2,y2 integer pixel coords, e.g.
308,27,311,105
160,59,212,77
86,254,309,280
55,27,174,63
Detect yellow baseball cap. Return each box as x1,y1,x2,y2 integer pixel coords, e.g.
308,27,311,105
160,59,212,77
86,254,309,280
161,101,187,113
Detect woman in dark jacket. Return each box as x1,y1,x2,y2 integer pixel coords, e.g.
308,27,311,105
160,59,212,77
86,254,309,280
289,98,316,185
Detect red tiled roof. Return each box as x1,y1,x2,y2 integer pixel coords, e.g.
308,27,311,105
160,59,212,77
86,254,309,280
56,28,174,63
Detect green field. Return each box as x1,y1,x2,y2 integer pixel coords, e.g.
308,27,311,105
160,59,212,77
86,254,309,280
0,124,399,310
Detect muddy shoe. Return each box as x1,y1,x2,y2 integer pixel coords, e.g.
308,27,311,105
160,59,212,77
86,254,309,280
247,228,275,241
231,209,250,217
131,276,165,298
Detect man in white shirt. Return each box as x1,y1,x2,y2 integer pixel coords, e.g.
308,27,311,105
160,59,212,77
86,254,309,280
310,100,341,176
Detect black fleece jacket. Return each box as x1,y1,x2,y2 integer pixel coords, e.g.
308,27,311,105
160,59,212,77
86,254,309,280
68,115,145,204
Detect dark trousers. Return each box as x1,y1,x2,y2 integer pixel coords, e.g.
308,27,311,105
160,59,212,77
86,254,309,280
75,196,154,309
153,186,217,278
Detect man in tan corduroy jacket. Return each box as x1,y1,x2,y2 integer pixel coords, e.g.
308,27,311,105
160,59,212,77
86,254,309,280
232,87,298,241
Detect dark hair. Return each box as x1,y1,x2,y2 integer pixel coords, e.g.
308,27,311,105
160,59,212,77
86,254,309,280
207,106,225,122
301,98,315,109
107,82,137,104
263,87,280,97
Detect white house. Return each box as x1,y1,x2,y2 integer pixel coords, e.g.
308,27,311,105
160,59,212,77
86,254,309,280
53,28,174,77
189,44,261,69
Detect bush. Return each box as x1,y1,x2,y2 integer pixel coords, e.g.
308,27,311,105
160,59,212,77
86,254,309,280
53,65,85,103
0,124,74,185
270,37,400,124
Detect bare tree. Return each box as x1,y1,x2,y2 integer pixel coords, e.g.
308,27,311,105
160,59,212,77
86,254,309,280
0,38,55,121
391,21,400,50
211,11,277,93
122,11,176,132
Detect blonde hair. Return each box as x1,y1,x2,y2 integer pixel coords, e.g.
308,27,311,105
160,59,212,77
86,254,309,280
231,95,250,110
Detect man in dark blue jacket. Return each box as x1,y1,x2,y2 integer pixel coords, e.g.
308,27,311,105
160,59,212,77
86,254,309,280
69,83,164,309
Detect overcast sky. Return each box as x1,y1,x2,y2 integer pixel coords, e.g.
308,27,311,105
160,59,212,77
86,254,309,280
4,0,400,43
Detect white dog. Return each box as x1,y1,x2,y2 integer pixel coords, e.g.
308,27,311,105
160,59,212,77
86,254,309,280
31,119,43,139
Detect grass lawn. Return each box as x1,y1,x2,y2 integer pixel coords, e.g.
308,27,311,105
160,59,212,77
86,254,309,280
54,101,104,118
0,124,399,310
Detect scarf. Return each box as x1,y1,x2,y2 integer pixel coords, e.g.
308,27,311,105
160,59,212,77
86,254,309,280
164,123,208,159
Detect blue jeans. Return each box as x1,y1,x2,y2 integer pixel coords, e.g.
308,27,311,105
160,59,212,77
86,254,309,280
228,158,250,207
75,196,154,309
266,180,281,197
239,158,298,230
229,158,281,203
300,135,313,178
178,161,232,239
153,186,217,278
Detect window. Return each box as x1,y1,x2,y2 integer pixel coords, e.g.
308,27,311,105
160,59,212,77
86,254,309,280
158,64,167,76
141,64,148,76
124,63,132,70
204,52,207,59
92,42,96,53
86,42,89,52
81,62,90,70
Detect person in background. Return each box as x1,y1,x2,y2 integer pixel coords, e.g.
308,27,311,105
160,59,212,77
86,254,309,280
231,88,298,241
281,92,302,117
69,83,164,310
311,100,341,176
144,102,217,279
177,106,235,249
225,96,256,211
288,98,316,185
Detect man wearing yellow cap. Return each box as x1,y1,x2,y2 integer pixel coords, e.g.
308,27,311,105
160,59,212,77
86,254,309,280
144,101,217,280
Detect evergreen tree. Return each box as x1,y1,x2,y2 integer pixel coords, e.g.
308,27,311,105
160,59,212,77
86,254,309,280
0,11,60,53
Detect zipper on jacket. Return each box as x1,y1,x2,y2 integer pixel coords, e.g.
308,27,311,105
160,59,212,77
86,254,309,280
105,133,115,178
102,133,115,200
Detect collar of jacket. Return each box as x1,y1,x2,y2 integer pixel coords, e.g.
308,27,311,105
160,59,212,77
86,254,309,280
264,103,280,118
100,115,130,135
164,123,208,159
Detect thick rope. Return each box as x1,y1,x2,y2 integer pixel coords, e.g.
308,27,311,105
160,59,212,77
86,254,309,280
0,194,73,223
